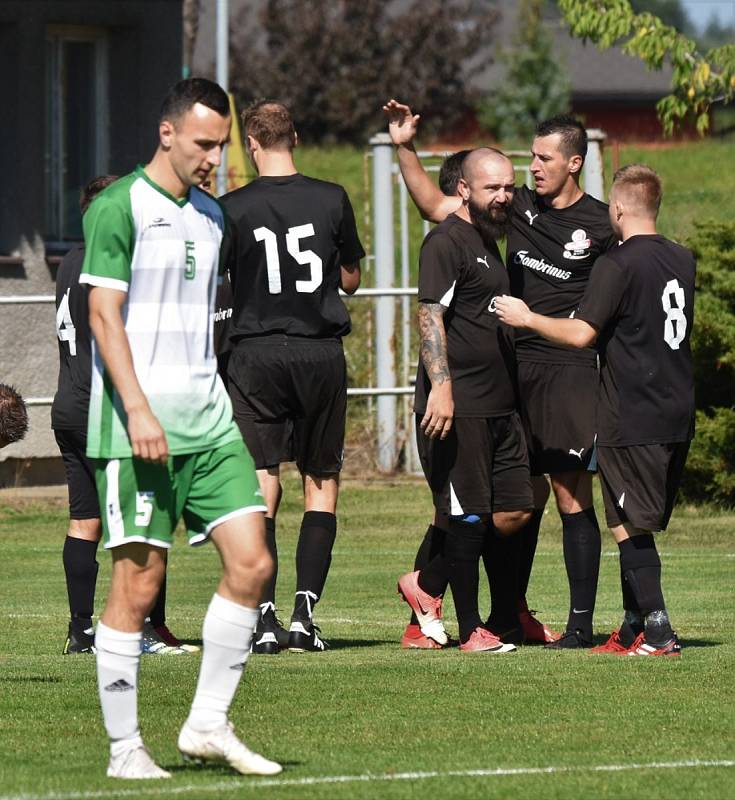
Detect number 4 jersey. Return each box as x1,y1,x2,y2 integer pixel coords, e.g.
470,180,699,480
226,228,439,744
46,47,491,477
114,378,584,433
575,234,696,446
221,174,365,340
79,166,241,459
52,244,91,431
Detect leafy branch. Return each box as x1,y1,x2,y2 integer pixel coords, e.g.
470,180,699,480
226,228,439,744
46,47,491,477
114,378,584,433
557,0,735,134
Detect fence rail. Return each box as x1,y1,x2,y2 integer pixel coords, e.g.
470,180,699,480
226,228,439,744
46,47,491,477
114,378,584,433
2,289,419,408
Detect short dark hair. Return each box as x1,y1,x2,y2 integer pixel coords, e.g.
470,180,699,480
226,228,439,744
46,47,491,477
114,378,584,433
0,384,28,448
439,150,470,196
241,100,296,151
80,175,119,215
613,164,663,217
535,115,587,161
159,78,230,126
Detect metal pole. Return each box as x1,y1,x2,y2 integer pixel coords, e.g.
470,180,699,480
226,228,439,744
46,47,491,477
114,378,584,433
370,133,397,472
215,0,229,197
584,128,606,201
399,177,412,472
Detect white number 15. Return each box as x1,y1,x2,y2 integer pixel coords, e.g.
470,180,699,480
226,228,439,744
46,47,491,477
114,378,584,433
253,224,323,295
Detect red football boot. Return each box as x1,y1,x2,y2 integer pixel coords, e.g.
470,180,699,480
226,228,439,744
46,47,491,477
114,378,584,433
400,623,443,649
618,631,682,657
397,571,448,646
518,600,560,644
459,626,516,653
590,629,629,654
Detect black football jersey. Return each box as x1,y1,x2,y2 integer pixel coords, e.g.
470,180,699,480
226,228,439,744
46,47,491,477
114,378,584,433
222,174,365,340
212,268,234,357
414,214,517,418
576,234,696,446
508,185,619,365
51,245,92,430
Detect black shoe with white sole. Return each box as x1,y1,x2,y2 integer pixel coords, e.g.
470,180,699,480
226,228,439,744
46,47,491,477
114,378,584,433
251,602,290,654
63,622,96,654
288,620,328,652
544,628,593,650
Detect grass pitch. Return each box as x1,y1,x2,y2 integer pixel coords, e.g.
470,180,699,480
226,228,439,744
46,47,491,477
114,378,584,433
1,473,734,800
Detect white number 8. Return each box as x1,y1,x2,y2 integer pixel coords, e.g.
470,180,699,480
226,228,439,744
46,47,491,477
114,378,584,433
661,278,687,350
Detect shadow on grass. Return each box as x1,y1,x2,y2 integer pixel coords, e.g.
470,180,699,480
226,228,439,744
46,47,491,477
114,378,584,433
324,637,394,649
0,675,62,683
679,638,721,649
166,760,301,775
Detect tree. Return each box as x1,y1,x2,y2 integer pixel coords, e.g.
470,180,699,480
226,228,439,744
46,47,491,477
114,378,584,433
628,0,693,36
478,0,571,144
558,0,735,134
680,222,735,506
229,0,498,144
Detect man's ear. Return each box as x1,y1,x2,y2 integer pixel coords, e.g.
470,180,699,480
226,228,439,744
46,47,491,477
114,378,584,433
159,119,175,149
458,177,470,202
568,154,583,176
614,199,624,221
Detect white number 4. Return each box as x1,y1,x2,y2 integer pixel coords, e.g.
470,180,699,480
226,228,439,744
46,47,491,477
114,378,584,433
253,224,323,294
56,289,77,356
135,492,154,527
661,278,687,351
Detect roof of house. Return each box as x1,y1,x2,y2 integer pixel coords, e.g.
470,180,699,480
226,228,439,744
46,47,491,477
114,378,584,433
191,0,675,103
473,1,674,102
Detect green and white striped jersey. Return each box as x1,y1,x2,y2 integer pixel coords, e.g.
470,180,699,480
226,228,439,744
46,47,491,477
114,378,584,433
80,165,241,458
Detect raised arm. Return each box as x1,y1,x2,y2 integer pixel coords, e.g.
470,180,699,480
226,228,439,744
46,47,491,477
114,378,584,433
383,99,461,224
88,286,169,463
494,295,598,349
418,301,454,439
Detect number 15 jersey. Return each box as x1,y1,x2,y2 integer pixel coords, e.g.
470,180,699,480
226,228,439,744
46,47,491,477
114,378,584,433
222,174,365,341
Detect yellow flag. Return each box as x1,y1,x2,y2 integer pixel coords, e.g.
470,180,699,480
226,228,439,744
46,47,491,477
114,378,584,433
226,93,249,192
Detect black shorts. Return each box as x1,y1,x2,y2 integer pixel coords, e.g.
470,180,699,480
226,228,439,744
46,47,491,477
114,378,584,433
417,413,533,517
518,361,598,476
597,442,690,531
53,428,100,520
227,336,347,475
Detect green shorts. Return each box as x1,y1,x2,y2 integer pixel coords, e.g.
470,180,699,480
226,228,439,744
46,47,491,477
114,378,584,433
95,439,266,550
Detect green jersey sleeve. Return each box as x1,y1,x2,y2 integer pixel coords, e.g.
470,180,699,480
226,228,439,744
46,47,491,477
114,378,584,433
80,176,135,291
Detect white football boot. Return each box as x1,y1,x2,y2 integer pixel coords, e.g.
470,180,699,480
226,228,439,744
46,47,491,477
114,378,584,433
106,745,171,779
178,720,282,775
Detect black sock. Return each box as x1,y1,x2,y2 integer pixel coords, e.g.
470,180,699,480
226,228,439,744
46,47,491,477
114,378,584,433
63,536,99,632
292,511,337,621
262,517,278,607
445,519,486,643
149,569,167,628
483,527,521,630
561,508,601,640
618,535,673,645
618,556,644,647
518,509,543,601
410,524,448,623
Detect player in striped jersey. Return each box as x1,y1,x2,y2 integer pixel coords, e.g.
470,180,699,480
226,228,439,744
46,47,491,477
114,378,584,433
81,78,280,780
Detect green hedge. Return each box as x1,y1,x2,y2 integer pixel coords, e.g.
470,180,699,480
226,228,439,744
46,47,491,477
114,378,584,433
681,222,735,506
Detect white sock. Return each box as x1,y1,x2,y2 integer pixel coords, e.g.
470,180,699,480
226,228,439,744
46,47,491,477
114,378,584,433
96,621,143,754
187,593,259,732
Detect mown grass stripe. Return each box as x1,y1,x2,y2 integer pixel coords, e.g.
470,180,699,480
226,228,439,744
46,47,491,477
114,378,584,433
2,759,734,800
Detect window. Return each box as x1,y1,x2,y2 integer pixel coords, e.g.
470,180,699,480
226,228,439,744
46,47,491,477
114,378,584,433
45,27,109,243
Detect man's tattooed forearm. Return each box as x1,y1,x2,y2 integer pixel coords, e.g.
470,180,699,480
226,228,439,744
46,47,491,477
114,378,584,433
418,302,450,385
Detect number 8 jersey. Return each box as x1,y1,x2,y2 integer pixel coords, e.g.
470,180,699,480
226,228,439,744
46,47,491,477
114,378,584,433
222,174,365,341
575,234,696,446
